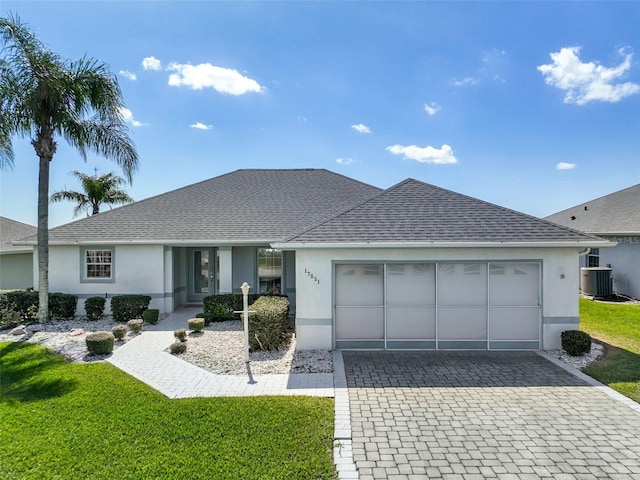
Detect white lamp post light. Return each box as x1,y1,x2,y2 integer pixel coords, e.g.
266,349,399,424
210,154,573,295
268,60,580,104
241,282,250,363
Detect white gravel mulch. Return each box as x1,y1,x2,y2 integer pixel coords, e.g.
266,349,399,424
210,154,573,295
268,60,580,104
0,318,333,375
1,318,604,374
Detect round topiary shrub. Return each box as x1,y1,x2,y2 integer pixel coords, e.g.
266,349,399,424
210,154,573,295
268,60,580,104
112,324,127,341
174,328,188,342
561,330,592,356
127,319,143,334
187,317,205,333
86,331,115,355
143,308,159,324
169,341,187,354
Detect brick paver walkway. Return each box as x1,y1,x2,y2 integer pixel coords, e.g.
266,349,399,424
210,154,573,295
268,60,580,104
343,351,640,480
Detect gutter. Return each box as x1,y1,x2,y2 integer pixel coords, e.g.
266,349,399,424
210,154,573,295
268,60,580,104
272,240,617,249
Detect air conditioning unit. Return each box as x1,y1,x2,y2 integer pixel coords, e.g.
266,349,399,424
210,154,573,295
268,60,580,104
581,267,613,297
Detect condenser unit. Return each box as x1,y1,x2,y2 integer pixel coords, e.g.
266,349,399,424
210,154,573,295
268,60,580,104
581,267,613,297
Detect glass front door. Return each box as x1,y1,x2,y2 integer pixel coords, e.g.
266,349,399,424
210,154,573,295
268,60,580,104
189,248,217,302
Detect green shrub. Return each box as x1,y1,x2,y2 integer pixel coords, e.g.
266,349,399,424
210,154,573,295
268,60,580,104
112,325,127,341
2,290,38,321
143,308,160,324
188,318,205,332
110,295,151,322
170,341,187,354
86,331,115,355
561,330,592,356
195,312,216,326
0,293,23,330
174,328,188,342
127,319,143,334
248,296,290,351
85,296,106,321
48,293,78,320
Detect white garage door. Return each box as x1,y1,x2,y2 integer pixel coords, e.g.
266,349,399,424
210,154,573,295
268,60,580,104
335,262,540,350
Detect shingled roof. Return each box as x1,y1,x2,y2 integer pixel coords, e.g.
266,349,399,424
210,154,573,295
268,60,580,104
0,217,36,253
24,169,381,245
282,178,605,245
545,183,640,235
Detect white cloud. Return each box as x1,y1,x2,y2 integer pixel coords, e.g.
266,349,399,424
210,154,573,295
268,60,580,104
386,144,458,165
166,62,263,95
538,46,640,105
118,107,145,127
351,123,371,134
453,77,478,87
142,56,162,71
190,122,213,130
119,70,137,81
556,162,576,170
336,158,355,165
424,102,441,116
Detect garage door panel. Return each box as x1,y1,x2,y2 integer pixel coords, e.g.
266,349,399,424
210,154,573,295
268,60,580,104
386,263,435,306
437,307,487,340
438,263,487,306
386,307,436,339
335,264,383,306
489,307,540,340
335,307,384,340
489,263,539,306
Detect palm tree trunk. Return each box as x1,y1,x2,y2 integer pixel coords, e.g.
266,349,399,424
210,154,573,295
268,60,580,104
33,130,56,323
37,153,49,323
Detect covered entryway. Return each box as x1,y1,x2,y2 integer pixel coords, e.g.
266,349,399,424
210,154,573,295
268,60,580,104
334,262,540,350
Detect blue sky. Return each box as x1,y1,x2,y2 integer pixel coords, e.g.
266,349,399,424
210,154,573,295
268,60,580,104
1,1,639,227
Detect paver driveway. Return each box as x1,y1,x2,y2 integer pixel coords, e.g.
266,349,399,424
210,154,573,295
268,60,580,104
343,351,640,480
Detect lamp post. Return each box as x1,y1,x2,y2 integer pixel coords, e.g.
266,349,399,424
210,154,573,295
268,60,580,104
241,282,250,363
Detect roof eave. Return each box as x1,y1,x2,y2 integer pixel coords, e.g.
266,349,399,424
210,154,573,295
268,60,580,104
272,240,617,249
14,239,281,247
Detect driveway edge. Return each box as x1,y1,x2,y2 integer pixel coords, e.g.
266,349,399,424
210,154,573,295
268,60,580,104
537,351,640,413
333,351,358,479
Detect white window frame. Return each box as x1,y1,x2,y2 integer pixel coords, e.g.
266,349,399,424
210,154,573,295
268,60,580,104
81,247,115,283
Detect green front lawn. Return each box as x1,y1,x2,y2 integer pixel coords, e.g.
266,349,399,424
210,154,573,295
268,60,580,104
579,298,640,403
0,342,335,480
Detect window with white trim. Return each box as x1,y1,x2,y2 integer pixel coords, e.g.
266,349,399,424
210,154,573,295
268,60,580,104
587,248,600,267
85,249,113,279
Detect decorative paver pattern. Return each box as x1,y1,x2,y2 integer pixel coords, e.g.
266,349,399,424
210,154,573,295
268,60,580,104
343,351,640,480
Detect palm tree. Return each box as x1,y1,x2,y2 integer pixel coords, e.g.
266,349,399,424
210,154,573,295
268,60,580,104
51,170,134,217
0,15,139,322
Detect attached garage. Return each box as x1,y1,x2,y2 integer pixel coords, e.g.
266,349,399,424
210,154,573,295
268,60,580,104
276,177,613,351
335,262,540,350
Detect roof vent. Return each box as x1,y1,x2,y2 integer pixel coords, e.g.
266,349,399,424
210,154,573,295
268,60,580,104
584,206,588,211
570,216,576,220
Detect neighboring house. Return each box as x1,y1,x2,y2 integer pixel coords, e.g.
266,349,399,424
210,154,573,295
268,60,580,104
0,217,37,290
15,169,609,350
545,183,640,300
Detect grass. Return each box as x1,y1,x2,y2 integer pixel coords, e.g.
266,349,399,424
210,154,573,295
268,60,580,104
579,297,640,403
0,341,336,480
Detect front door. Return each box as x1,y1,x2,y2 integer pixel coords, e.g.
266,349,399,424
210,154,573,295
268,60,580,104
188,248,216,302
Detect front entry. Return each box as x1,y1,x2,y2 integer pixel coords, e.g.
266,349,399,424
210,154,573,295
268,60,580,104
188,248,217,302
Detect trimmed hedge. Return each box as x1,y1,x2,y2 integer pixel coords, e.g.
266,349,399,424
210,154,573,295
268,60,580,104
188,318,205,332
248,296,290,351
85,296,106,321
86,331,115,355
143,309,160,324
48,293,77,320
127,319,143,334
174,328,188,342
170,341,187,354
112,325,127,340
1,290,38,321
203,293,288,322
0,291,78,321
561,330,592,356
110,295,151,322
